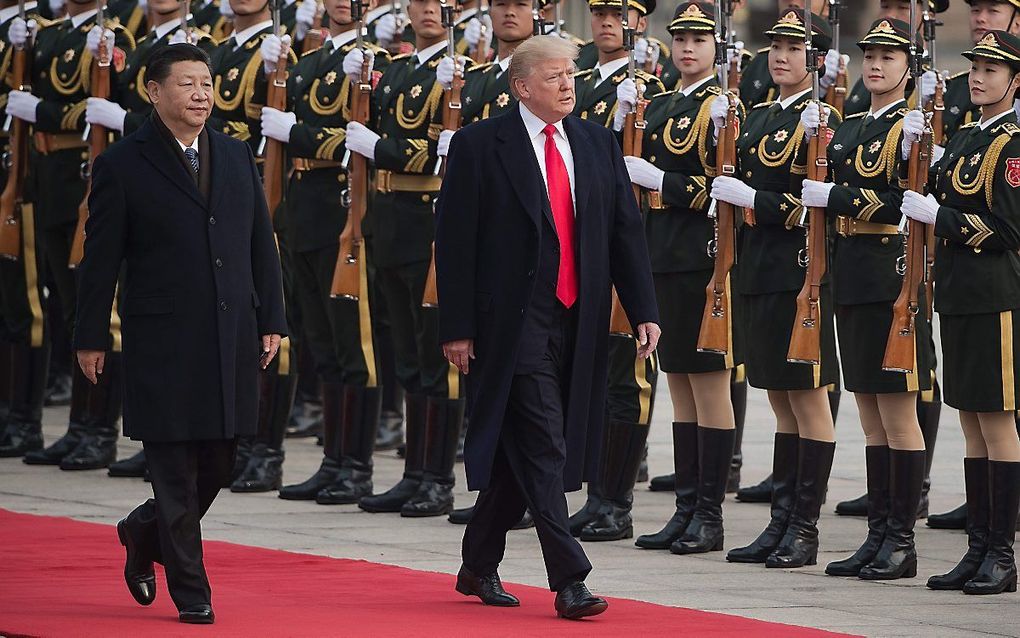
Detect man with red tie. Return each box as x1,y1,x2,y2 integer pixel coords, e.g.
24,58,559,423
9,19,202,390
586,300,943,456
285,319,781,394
434,35,660,619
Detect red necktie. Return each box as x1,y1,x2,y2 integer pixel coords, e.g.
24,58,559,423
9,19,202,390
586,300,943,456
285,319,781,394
543,124,577,308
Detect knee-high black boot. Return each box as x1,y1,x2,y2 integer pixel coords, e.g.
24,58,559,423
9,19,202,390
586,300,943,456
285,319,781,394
766,438,836,568
917,380,941,519
727,378,747,493
232,373,296,492
727,433,799,563
317,385,381,504
581,421,649,541
360,393,427,512
859,449,924,579
60,352,122,470
25,353,88,464
570,417,608,536
0,341,10,438
963,461,1019,594
827,446,891,576
1,344,48,457
636,422,699,549
670,426,735,554
401,397,463,517
278,381,344,500
928,458,989,589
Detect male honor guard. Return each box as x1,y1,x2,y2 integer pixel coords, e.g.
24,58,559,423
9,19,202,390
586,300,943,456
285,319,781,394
4,2,134,468
107,0,146,40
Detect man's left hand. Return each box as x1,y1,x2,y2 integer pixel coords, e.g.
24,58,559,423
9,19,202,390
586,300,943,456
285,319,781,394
260,334,282,369
635,322,660,360
77,350,105,384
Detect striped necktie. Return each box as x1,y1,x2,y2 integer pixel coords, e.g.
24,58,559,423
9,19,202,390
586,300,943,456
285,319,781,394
184,147,200,175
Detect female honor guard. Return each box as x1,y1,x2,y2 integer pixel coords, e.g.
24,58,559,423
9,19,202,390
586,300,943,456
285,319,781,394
801,18,930,581
902,30,1020,595
618,1,741,556
711,8,839,569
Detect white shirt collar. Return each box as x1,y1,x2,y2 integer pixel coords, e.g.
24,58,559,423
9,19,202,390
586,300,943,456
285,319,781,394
777,88,811,111
330,29,358,51
154,18,183,41
176,136,199,156
866,99,903,121
416,41,447,67
0,1,37,23
980,107,1014,130
69,8,99,29
455,6,477,24
520,102,565,141
680,75,714,97
232,20,273,48
495,55,511,74
594,56,629,85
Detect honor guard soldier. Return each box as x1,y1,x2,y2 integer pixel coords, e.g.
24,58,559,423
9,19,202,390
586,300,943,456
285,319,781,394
3,2,135,467
902,29,1020,595
0,0,49,458
192,0,224,33
273,0,394,504
108,0,147,40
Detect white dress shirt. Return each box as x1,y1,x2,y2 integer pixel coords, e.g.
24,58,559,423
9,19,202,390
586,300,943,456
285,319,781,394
593,56,629,88
519,102,576,213
232,20,273,49
777,88,812,111
680,74,714,97
415,41,447,68
979,107,1014,130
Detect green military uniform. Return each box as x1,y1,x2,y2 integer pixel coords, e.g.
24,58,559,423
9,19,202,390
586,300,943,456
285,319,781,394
940,71,981,143
738,47,776,110
108,0,147,42
573,62,664,126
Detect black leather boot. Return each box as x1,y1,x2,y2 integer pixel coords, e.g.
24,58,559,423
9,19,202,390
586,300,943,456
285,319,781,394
402,397,463,517
827,446,890,576
636,444,648,483
928,503,967,529
375,407,404,450
279,382,344,500
636,422,698,549
916,380,941,519
44,370,72,407
766,438,835,568
859,449,925,579
727,377,747,493
581,421,649,541
963,460,1019,595
286,385,323,438
317,385,381,504
25,365,89,465
1,344,48,457
232,373,296,492
108,450,147,477
0,341,10,443
736,474,773,503
928,458,989,589
570,483,604,537
727,433,799,563
61,353,122,470
670,426,735,555
360,393,426,512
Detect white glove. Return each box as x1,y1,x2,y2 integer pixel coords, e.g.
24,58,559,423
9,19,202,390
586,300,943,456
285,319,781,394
46,0,63,15
261,107,296,143
169,29,190,45
295,0,318,40
345,121,380,160
727,40,744,67
709,94,729,133
818,50,847,90
436,55,469,90
8,18,37,48
612,78,637,132
634,37,650,65
900,109,926,160
85,97,126,133
711,175,756,209
261,34,292,74
6,90,39,123
800,102,831,139
919,70,946,107
901,190,939,225
220,0,234,18
437,129,454,157
624,156,664,191
138,0,147,11
465,15,491,51
86,26,115,58
375,12,399,46
801,179,835,208
343,48,375,82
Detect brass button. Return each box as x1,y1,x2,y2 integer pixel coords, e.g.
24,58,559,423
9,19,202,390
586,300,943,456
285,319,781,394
881,237,889,245
388,108,394,114
650,134,657,141
302,94,309,101
224,90,231,97
845,159,851,165
750,148,756,155
746,171,752,178
296,172,302,180
649,155,656,162
421,194,430,203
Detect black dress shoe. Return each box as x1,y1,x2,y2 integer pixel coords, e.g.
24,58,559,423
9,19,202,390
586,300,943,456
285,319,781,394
448,505,474,524
648,472,675,492
0,421,43,457
736,474,773,503
108,450,147,478
835,493,869,517
23,422,87,465
512,510,535,530
179,604,215,624
117,519,156,606
278,458,341,500
455,566,520,606
554,582,608,620
927,502,967,530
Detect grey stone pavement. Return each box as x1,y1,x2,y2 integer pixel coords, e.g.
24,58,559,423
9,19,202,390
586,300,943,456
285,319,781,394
3,382,1019,637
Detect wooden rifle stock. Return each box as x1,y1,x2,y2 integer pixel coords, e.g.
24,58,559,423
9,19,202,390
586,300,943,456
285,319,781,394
0,44,30,260
883,131,930,373
925,78,944,319
301,3,325,53
786,119,829,364
69,28,112,269
330,54,372,300
262,50,289,221
696,93,738,354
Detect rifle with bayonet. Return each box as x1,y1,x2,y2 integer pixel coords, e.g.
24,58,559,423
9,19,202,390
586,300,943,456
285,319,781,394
303,1,325,53
922,5,942,319
787,8,831,364
471,0,488,63
696,0,738,355
0,0,33,260
260,0,289,222
331,0,371,300
532,0,545,35
180,0,195,44
70,0,112,268
386,0,406,55
883,1,931,374
824,0,846,115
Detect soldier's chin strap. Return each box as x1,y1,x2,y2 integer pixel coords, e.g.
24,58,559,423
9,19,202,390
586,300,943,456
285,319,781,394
990,71,1020,108
876,65,911,98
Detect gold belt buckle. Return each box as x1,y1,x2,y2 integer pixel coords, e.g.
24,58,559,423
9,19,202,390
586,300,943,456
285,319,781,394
837,216,851,237
377,171,392,193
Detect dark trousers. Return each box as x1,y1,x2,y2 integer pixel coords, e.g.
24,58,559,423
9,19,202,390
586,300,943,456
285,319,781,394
461,308,591,591
36,220,77,337
123,439,236,610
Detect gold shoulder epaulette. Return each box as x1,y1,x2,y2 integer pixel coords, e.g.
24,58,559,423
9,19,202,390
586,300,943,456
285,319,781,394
467,62,495,74
949,70,968,80
697,85,722,98
650,89,676,101
890,107,910,118
636,69,661,84
391,52,414,61
997,122,1020,136
844,111,867,120
574,68,595,79
300,47,319,58
757,46,770,54
960,121,980,129
752,101,775,110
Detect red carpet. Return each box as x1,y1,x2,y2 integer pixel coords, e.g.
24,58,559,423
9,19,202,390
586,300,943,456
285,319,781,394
0,509,855,637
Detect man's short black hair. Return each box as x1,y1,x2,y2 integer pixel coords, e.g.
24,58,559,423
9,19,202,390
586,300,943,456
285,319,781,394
144,44,213,85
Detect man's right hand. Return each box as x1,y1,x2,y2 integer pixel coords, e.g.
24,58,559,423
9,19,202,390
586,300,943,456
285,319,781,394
443,339,474,375
77,350,106,384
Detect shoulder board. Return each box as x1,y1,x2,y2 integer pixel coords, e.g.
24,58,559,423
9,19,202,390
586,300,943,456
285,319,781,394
844,111,867,120
960,121,980,129
996,122,1020,136
650,90,676,102
949,70,968,80
300,47,319,58
752,101,775,110
757,46,770,54
582,39,594,46
567,34,586,47
32,16,56,29
467,62,495,74
391,52,414,61
636,69,661,84
193,30,213,41
574,68,595,79
888,107,910,118
696,85,722,98
110,23,136,49
794,100,810,111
